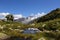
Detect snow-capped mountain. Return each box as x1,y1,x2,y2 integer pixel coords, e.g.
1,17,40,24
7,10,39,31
15,12,46,24
14,17,25,22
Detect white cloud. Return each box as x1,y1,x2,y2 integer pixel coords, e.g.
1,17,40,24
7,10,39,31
0,12,46,21
0,12,10,16
29,12,46,20
0,13,10,19
0,13,23,19
14,14,23,19
35,12,46,17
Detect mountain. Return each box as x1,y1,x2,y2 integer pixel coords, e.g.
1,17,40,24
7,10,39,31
15,16,37,24
15,13,46,24
14,17,25,22
36,8,60,23
15,8,60,24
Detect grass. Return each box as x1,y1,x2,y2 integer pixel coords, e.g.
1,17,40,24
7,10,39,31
0,18,60,40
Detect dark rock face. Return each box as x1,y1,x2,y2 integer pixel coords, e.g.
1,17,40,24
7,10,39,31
15,18,25,22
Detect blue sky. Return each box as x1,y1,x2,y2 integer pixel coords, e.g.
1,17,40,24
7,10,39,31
0,0,60,18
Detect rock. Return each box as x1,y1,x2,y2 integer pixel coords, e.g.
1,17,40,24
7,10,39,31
38,37,46,40
0,33,10,40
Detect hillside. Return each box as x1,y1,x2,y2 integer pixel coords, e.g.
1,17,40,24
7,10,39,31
0,8,60,40
36,8,60,23
0,18,60,40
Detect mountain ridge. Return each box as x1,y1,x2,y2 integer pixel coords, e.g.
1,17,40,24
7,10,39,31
36,8,60,23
